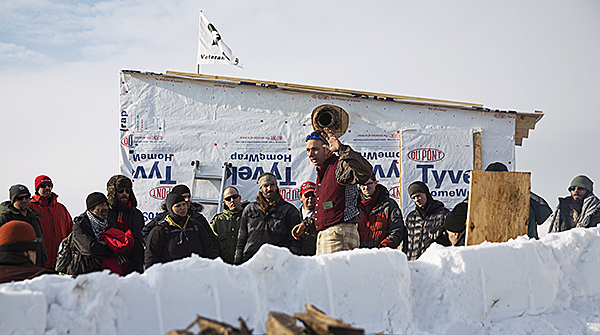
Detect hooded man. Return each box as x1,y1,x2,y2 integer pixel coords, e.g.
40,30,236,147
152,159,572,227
548,175,600,233
0,185,47,267
142,184,216,251
210,186,249,264
356,176,406,249
404,181,449,260
29,175,73,269
234,173,302,264
106,175,144,274
0,220,56,283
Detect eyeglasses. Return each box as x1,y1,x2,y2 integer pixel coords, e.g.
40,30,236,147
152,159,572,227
117,188,130,194
303,191,316,198
305,133,329,145
39,184,53,189
15,195,30,201
569,186,587,192
224,194,239,202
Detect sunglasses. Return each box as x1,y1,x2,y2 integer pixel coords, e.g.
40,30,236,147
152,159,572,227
39,184,53,189
569,186,586,192
224,194,240,202
15,195,30,201
305,133,329,145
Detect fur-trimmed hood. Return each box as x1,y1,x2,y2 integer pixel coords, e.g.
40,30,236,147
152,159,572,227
106,175,138,209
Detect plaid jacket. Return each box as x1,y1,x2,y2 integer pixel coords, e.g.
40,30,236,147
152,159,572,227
403,200,448,260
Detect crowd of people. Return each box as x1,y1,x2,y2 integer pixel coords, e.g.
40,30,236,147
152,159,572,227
1,128,599,284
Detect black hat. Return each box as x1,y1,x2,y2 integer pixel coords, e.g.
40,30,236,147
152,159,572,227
166,192,186,211
9,184,30,204
86,192,108,210
444,202,468,233
408,181,429,196
485,162,508,172
171,184,191,195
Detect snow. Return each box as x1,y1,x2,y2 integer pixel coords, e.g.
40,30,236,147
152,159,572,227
1,228,600,335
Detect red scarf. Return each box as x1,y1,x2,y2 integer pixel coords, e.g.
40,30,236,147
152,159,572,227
361,188,380,215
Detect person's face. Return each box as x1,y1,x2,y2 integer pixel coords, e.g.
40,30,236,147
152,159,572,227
306,139,329,166
26,250,37,264
359,179,378,198
447,231,460,246
260,182,278,200
223,188,242,211
570,187,588,201
411,192,428,208
38,184,53,197
181,193,192,207
172,201,188,217
13,194,30,211
117,188,130,204
90,202,109,220
301,190,316,211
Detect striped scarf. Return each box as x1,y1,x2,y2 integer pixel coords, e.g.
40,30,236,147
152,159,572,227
87,210,109,240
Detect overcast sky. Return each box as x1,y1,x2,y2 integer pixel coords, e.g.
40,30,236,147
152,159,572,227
1,0,599,217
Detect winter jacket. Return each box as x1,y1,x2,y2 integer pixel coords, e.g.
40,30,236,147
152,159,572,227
314,144,373,231
67,212,116,275
548,193,600,233
107,206,145,275
143,202,217,250
29,193,73,269
0,201,47,268
145,215,216,268
298,207,317,256
210,202,248,264
404,200,449,260
357,184,406,248
234,201,302,264
528,192,552,239
0,250,56,284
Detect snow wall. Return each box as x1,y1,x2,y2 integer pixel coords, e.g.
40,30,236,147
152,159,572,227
119,70,521,222
1,228,600,335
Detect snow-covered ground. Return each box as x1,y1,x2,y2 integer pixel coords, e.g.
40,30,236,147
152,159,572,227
1,227,600,335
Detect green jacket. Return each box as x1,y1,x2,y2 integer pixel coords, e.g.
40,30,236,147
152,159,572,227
209,202,248,264
0,201,48,267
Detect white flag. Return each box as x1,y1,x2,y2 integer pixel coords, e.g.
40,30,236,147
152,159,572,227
197,11,243,68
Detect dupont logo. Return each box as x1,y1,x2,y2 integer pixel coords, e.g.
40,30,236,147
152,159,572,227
149,186,173,200
121,135,134,148
279,187,300,202
407,148,445,163
388,186,401,200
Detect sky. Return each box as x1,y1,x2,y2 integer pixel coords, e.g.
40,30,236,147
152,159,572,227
1,0,599,217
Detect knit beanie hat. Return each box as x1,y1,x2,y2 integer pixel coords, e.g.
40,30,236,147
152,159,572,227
166,192,186,218
86,192,108,210
34,175,53,192
171,184,191,195
408,181,429,196
485,162,509,172
569,175,593,193
444,202,468,233
9,184,31,204
0,220,39,252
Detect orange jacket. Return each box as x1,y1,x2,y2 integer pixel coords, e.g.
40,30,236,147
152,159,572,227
30,193,73,269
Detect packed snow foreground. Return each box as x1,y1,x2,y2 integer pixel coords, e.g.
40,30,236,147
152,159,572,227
2,228,600,335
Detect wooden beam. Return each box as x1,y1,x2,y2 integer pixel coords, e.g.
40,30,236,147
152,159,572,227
164,71,482,108
294,304,364,335
466,171,531,245
266,312,305,335
473,131,482,171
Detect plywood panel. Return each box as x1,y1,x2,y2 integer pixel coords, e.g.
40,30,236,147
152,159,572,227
466,171,530,245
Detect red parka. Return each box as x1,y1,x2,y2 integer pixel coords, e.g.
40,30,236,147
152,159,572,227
30,193,73,269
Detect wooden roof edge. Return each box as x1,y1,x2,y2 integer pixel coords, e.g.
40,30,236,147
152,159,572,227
161,70,483,108
514,110,544,146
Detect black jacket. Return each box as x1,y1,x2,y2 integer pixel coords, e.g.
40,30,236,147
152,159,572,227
67,212,115,275
145,215,216,268
234,201,302,264
0,201,47,268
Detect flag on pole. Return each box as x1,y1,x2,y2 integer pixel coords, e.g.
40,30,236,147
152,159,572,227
197,11,243,69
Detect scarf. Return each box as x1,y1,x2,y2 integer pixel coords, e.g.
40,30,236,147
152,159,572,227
361,188,380,215
116,201,132,231
87,211,109,240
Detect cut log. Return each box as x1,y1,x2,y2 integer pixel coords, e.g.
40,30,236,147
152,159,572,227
266,311,306,335
294,304,364,335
